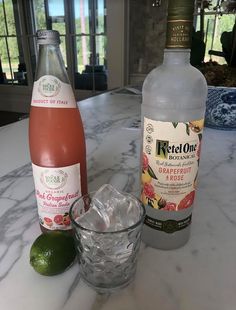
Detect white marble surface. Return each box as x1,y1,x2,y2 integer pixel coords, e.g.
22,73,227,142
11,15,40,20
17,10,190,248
0,118,30,177
0,92,236,310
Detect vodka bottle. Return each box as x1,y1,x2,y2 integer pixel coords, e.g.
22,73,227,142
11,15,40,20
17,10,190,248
29,30,87,232
141,0,208,249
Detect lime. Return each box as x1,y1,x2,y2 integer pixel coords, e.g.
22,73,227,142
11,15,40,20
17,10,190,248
30,231,76,276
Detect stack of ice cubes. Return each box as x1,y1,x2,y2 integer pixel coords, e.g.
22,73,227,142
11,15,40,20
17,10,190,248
76,184,141,232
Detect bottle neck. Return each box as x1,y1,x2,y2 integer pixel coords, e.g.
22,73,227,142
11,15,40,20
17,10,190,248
165,21,193,49
163,49,190,65
165,0,194,49
35,44,69,83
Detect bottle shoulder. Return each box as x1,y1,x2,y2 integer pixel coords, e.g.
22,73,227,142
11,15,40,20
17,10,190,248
142,62,208,108
143,63,207,93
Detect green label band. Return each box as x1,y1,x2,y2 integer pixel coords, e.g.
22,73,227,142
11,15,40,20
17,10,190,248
144,214,192,234
166,20,192,49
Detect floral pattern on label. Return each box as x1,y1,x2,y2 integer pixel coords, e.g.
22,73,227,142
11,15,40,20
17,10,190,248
141,118,204,211
31,75,76,108
32,163,81,230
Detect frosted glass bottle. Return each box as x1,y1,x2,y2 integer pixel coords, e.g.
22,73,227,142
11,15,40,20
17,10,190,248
140,0,208,249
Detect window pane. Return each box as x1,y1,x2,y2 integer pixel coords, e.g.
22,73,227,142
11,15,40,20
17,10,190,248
32,0,67,66
33,0,46,30
76,35,90,73
74,0,90,34
73,1,107,90
96,0,106,34
0,1,27,85
5,0,16,35
96,35,106,66
8,36,18,72
211,14,236,64
217,14,236,34
52,20,66,35
48,0,66,61
0,2,7,35
49,0,66,35
75,35,107,90
0,38,10,80
48,0,64,17
0,36,27,85
197,13,236,64
0,38,17,81
202,15,215,57
52,17,66,34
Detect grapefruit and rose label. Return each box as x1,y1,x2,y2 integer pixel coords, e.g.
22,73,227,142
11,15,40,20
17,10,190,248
141,117,204,231
32,163,81,230
31,75,76,108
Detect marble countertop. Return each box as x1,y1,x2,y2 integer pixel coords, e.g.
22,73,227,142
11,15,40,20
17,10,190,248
0,92,236,310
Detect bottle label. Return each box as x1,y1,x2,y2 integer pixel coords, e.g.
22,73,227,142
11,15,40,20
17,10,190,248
32,163,81,230
31,75,77,108
166,20,192,48
141,118,204,213
144,214,192,234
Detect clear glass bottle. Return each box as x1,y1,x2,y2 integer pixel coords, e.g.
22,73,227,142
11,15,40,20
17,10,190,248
141,0,208,249
29,30,87,232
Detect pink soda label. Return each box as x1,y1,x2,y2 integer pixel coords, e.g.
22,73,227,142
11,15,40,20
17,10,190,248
31,75,77,108
32,163,81,230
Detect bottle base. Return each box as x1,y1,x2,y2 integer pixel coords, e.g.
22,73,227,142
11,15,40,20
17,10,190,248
141,224,191,250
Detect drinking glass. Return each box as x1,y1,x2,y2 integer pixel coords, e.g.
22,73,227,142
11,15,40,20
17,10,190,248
69,192,145,292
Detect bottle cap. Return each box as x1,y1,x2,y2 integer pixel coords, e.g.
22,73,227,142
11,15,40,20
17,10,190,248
36,30,60,45
167,0,194,20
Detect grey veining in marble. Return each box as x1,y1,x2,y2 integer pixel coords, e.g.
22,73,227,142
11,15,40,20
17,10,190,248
0,92,236,310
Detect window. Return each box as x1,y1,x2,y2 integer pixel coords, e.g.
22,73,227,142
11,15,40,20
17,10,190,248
0,0,126,112
32,0,67,65
33,0,46,30
74,0,106,71
73,0,107,90
0,0,27,85
0,0,107,89
31,0,107,91
195,0,236,64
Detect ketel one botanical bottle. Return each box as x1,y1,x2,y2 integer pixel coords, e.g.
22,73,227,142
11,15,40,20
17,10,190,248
29,30,87,232
141,0,208,249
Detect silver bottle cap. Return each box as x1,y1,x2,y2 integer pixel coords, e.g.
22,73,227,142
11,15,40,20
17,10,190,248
36,30,60,45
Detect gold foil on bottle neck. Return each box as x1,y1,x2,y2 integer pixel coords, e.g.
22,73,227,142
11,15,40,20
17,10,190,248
166,0,194,49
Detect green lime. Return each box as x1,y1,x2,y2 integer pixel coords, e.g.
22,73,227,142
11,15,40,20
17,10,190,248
30,231,76,276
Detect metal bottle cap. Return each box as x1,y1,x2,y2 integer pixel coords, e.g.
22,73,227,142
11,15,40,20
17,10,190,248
36,30,60,45
167,0,194,20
